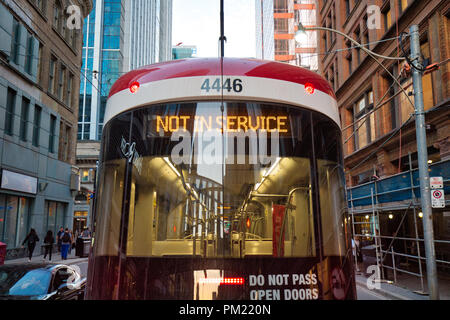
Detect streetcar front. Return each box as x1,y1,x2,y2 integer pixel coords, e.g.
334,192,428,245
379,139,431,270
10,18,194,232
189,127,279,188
86,58,356,300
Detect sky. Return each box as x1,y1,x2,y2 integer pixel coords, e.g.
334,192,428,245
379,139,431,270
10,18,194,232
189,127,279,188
172,0,256,58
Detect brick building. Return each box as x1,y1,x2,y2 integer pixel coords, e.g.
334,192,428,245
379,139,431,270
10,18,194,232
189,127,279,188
316,0,450,288
317,0,449,182
0,0,92,258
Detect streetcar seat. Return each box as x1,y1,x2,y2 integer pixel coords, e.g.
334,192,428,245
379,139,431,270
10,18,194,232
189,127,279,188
244,239,272,256
244,240,292,257
152,240,203,256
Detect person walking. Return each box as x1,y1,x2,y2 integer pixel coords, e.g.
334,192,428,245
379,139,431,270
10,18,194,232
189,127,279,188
81,227,91,238
68,229,74,255
22,229,39,262
56,227,64,252
43,230,55,261
60,228,71,260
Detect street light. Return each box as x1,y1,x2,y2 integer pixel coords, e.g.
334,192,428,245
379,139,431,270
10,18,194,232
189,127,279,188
295,22,440,299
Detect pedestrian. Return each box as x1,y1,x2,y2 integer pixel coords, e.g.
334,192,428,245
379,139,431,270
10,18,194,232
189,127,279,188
60,228,71,260
22,228,39,262
43,230,55,261
81,227,91,238
56,227,64,252
68,229,74,255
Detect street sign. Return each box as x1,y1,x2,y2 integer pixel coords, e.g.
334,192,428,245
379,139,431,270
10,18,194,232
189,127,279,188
430,176,443,189
431,189,445,208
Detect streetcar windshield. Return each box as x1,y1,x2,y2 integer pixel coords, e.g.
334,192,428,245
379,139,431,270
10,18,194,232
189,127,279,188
95,102,347,259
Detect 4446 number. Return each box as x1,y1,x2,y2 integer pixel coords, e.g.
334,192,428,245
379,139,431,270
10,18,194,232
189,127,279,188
201,78,243,93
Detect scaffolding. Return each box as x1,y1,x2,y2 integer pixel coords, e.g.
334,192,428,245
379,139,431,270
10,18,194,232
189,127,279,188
348,156,450,294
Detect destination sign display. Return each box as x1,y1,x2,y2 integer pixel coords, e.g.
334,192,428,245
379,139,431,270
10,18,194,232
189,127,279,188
156,115,289,134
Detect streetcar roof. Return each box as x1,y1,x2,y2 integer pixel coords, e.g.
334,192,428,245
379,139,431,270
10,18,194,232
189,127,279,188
105,58,340,127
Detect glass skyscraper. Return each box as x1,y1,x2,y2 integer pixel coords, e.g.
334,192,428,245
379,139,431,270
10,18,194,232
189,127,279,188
79,0,172,141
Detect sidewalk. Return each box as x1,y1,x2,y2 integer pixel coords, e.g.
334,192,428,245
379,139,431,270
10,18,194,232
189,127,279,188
355,270,450,300
3,249,88,266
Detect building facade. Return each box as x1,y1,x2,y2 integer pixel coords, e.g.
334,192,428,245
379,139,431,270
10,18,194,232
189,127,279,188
172,44,197,60
316,0,450,284
0,0,92,258
75,0,172,229
78,0,173,142
255,0,318,70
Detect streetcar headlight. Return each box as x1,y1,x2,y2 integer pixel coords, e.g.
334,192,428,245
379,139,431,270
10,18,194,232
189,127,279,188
130,81,140,93
304,83,315,95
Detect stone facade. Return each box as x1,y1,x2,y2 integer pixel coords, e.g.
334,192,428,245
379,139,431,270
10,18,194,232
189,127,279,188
0,0,92,258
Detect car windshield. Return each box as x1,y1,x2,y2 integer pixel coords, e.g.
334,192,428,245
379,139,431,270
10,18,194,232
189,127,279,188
0,268,51,296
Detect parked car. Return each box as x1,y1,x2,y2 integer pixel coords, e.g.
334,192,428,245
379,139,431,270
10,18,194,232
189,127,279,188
0,263,85,300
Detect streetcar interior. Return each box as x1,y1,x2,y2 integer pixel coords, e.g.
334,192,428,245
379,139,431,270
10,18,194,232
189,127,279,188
94,102,348,260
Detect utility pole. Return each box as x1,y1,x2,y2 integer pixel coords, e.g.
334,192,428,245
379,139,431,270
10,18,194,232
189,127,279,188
219,0,225,58
409,24,439,300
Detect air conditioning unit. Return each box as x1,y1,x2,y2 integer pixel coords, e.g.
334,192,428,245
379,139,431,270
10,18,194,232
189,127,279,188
70,173,80,191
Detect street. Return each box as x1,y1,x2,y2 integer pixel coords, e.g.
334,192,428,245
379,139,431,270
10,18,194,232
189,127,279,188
73,260,89,278
356,283,387,300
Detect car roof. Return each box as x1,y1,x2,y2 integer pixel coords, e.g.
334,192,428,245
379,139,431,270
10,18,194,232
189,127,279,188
0,263,69,272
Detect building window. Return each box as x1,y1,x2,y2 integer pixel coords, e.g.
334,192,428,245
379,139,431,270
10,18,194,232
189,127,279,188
354,90,375,150
20,97,30,142
420,38,434,111
25,32,33,75
399,0,408,14
83,124,90,140
32,0,47,14
274,0,288,13
383,5,392,32
53,1,62,32
32,105,42,147
10,18,20,65
66,72,74,108
0,195,30,249
48,55,57,95
57,64,66,101
80,169,93,183
58,121,71,162
322,27,328,52
275,39,289,56
354,27,361,65
49,114,57,153
44,201,66,239
274,18,288,33
37,43,43,85
345,40,352,75
5,88,16,136
344,0,351,18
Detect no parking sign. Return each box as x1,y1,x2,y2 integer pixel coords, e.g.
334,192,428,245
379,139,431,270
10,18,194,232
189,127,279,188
431,189,445,208
430,177,445,208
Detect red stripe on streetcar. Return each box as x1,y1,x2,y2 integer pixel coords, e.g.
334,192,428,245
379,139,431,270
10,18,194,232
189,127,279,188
108,58,335,99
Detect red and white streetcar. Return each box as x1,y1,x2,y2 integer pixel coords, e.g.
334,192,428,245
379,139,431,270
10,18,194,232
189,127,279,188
86,58,356,300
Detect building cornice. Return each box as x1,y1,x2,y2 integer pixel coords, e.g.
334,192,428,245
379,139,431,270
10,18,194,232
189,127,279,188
82,0,93,17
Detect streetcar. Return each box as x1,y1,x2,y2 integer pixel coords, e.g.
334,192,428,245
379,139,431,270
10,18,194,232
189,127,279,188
86,57,356,300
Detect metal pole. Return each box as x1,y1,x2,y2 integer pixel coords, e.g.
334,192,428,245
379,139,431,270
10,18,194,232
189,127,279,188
391,247,397,283
409,24,439,299
220,0,225,58
350,190,360,272
371,188,382,279
409,152,425,293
